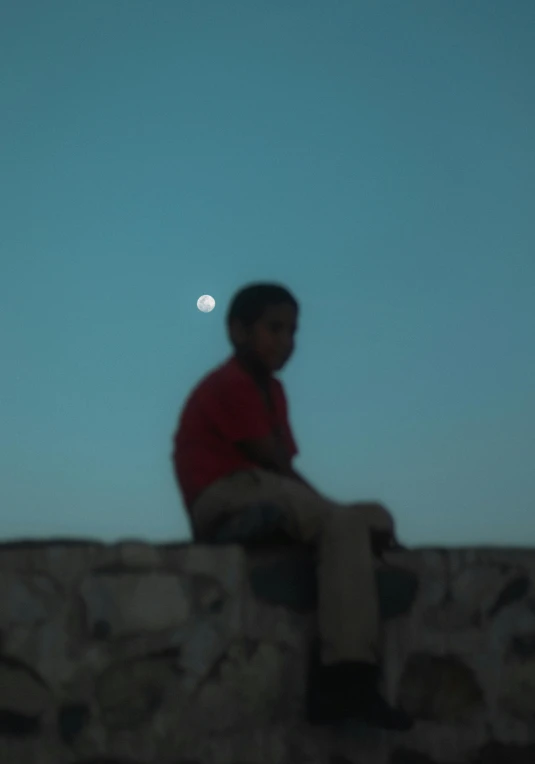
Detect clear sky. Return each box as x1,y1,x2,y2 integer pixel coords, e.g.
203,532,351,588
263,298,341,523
2,1,534,548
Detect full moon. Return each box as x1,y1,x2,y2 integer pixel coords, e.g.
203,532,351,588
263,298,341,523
197,294,215,313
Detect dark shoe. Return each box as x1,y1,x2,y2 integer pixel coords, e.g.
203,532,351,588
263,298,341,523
306,660,413,732
371,529,407,559
306,662,352,725
352,686,414,731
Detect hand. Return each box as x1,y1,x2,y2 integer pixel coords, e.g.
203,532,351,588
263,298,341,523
371,529,406,557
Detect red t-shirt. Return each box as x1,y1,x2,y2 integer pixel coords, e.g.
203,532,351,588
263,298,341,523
172,355,299,510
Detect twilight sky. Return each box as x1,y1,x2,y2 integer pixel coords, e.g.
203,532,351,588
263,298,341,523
1,1,534,547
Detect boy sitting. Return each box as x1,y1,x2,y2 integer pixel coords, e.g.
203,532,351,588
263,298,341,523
172,282,413,731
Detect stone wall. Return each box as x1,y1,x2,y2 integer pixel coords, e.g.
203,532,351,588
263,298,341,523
1,539,535,764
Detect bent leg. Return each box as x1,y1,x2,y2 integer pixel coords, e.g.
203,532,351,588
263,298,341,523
345,501,395,534
191,468,381,665
317,506,380,664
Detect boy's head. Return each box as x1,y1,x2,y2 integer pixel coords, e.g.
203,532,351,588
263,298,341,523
226,283,299,373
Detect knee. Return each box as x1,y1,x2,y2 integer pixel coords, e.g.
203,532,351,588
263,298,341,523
375,502,394,530
348,501,395,532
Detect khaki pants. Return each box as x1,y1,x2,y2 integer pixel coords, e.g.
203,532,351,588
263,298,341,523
190,467,395,666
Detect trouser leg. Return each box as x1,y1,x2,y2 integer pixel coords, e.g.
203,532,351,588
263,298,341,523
190,468,393,665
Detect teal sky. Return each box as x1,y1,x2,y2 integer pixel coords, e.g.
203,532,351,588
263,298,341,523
2,1,534,547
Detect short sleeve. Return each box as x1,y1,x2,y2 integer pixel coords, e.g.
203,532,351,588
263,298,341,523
207,373,272,444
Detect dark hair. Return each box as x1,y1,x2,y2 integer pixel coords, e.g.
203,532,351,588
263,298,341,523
226,282,299,331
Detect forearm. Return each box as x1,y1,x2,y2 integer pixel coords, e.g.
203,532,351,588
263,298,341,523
281,465,322,497
274,439,321,496
239,436,321,496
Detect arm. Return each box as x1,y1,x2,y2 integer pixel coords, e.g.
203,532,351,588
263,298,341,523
237,435,322,496
239,436,401,551
285,466,322,496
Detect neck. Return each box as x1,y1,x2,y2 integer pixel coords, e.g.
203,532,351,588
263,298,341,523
234,351,271,386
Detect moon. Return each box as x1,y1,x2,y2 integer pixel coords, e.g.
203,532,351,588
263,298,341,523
197,294,216,313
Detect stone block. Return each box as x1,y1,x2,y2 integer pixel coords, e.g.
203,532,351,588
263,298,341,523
79,572,191,638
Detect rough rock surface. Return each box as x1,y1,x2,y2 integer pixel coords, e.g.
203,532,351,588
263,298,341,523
0,538,535,763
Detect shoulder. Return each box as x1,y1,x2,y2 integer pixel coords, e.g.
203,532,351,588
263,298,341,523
191,356,257,404
216,356,259,393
